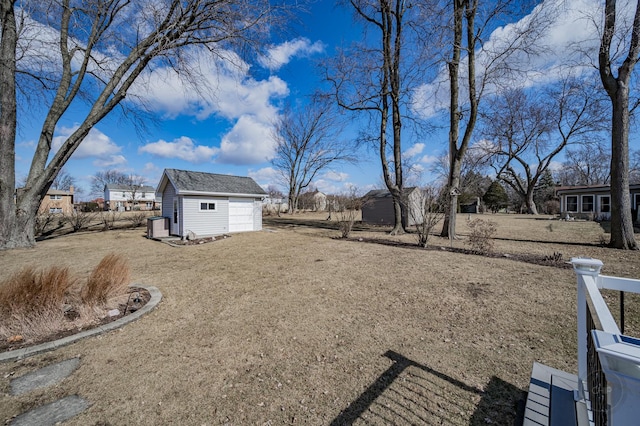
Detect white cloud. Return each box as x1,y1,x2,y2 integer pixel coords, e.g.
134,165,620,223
412,0,604,118
93,155,127,168
52,125,122,159
217,116,275,165
248,167,282,189
322,171,349,182
130,49,288,122
419,154,438,164
139,136,218,164
142,162,160,175
403,143,425,158
258,38,325,71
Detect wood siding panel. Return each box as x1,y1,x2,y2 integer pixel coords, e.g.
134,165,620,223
182,196,229,237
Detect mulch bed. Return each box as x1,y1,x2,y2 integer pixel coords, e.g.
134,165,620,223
0,287,151,353
346,237,572,269
166,234,231,246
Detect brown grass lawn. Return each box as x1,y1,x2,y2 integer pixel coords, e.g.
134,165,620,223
0,213,639,425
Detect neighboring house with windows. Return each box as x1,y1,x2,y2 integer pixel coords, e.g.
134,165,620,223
156,168,267,238
556,184,640,221
39,187,75,215
104,184,158,211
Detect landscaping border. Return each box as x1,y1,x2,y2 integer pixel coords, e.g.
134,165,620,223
0,285,162,363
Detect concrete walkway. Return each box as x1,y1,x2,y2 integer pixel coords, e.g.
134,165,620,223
2,285,162,425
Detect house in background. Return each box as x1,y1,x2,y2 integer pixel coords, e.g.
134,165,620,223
556,183,640,221
104,184,158,211
156,168,266,238
361,187,425,226
39,187,75,214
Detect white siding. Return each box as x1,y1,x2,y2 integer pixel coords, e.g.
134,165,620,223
182,196,229,237
253,199,262,231
229,198,255,232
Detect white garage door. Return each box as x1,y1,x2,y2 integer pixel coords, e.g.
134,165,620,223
229,198,254,232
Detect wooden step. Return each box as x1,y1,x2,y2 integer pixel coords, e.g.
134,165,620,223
522,362,580,426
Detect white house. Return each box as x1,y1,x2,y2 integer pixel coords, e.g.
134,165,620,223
556,183,640,221
104,183,158,211
156,168,267,238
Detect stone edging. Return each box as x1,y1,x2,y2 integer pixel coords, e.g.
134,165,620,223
0,285,162,363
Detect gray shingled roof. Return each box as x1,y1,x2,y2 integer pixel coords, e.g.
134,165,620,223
363,187,418,199
163,169,266,195
105,184,156,192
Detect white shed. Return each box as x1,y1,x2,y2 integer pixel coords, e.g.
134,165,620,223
156,169,267,238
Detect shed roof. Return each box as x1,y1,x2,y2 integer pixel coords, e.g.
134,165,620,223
105,184,156,192
157,168,267,197
363,187,418,199
556,183,640,195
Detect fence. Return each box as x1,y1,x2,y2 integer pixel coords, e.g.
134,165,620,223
572,258,640,425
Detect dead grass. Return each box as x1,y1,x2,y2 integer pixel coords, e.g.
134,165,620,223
0,255,131,346
0,213,638,425
82,254,130,307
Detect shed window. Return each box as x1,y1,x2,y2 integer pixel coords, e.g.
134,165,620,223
50,194,62,200
582,195,594,212
200,202,216,211
566,196,578,212
49,207,63,214
600,196,610,213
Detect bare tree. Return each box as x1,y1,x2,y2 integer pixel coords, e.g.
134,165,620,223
50,167,75,191
599,0,640,249
90,169,129,197
410,184,445,248
557,142,611,186
0,0,283,250
480,79,603,214
271,97,353,214
437,0,548,238
327,0,426,235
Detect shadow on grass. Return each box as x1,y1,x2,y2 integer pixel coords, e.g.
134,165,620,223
331,350,524,425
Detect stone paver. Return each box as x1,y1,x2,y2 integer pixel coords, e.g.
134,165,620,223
10,357,81,396
10,395,89,426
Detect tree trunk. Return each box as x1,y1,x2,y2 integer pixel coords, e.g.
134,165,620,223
609,86,637,249
526,189,538,215
390,198,404,235
0,0,21,250
598,0,639,249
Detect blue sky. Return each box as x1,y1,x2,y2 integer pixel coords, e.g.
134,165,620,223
13,0,640,200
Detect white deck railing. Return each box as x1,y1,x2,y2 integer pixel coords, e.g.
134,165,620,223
571,258,640,426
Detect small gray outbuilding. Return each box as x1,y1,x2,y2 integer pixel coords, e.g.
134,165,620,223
361,187,424,226
156,168,267,238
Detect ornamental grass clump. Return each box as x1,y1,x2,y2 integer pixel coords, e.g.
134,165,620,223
0,254,132,345
82,253,130,307
0,266,78,342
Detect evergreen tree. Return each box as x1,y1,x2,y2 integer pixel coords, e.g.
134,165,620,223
483,180,509,213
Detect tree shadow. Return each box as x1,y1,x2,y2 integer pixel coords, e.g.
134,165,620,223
331,350,524,425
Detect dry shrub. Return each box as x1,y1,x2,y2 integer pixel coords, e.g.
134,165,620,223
127,212,149,228
467,218,497,253
0,266,77,342
0,266,76,316
82,254,131,307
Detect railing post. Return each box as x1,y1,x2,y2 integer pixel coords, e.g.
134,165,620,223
571,257,604,399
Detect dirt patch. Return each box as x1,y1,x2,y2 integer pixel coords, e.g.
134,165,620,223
0,287,150,353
